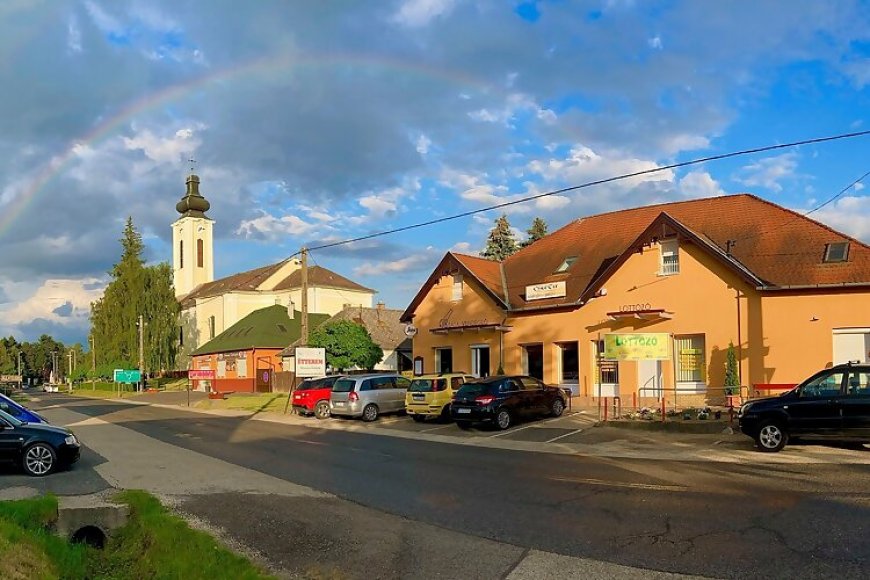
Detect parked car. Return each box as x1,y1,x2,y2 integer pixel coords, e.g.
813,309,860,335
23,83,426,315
329,373,411,422
739,363,870,452
43,384,59,393
0,393,48,424
405,373,476,422
0,408,80,476
292,375,343,419
450,375,566,430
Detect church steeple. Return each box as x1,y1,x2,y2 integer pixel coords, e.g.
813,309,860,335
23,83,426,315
176,174,211,219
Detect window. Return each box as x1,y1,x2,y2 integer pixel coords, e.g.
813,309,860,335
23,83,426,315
471,345,490,377
823,242,849,263
451,274,463,301
846,371,870,396
520,377,544,390
522,344,544,380
208,316,216,340
592,340,618,385
197,239,204,268
660,239,680,275
179,240,184,268
451,376,465,389
800,372,845,398
396,376,411,389
435,348,453,373
675,335,706,384
554,256,578,273
558,342,579,384
178,326,184,346
236,358,247,378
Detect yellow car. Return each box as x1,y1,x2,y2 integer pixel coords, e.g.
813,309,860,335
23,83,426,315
405,373,476,422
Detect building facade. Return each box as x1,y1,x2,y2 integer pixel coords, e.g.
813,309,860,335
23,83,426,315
401,195,870,405
171,175,376,368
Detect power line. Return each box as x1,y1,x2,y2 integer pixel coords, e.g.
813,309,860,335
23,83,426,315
306,129,870,253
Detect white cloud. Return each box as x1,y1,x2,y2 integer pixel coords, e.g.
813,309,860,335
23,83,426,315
348,182,419,225
236,213,319,240
353,252,437,277
679,171,725,198
450,241,472,253
648,36,663,50
415,134,432,155
1,278,105,326
84,0,123,36
528,145,675,188
735,153,798,193
808,195,870,242
122,126,203,165
469,93,557,127
392,0,459,28
854,182,865,192
67,15,82,53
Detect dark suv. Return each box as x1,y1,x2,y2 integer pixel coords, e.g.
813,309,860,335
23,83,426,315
450,375,566,430
739,363,870,452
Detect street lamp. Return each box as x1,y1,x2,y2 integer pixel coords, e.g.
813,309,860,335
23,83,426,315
17,351,23,388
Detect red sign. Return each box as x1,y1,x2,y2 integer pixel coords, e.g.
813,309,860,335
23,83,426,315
189,369,215,380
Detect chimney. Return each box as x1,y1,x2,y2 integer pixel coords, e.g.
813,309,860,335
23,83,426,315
376,301,385,310
287,298,295,319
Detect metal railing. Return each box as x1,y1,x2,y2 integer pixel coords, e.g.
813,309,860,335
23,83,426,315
661,254,680,275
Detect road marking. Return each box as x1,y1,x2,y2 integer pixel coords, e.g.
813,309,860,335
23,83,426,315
544,429,583,443
298,439,328,446
421,424,455,433
489,424,536,438
549,476,687,492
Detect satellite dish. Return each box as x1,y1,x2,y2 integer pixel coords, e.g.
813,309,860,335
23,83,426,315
404,324,418,337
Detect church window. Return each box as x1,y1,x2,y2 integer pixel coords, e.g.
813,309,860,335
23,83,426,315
179,240,184,268
197,239,204,268
208,316,216,340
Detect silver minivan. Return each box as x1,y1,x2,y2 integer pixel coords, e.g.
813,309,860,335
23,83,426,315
329,373,412,421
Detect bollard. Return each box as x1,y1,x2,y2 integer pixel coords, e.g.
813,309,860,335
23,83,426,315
603,397,609,421
661,397,666,422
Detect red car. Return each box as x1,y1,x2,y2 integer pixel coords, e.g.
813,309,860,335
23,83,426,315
292,376,343,419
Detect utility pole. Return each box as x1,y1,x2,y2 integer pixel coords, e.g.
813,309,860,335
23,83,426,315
67,350,72,390
138,314,145,392
91,335,96,390
17,351,23,389
300,247,309,347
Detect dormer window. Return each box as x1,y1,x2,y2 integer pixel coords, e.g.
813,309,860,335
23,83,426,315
554,256,578,273
823,242,849,263
660,239,680,275
452,274,463,301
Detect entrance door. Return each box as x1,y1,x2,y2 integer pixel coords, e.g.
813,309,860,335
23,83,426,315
523,344,544,381
435,348,453,373
471,346,490,378
637,360,663,399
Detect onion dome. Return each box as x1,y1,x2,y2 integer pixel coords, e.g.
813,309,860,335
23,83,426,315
175,174,211,218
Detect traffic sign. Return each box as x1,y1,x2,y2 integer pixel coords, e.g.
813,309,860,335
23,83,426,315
113,369,141,384
0,375,22,382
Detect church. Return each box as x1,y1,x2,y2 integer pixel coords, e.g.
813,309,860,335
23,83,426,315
172,173,376,367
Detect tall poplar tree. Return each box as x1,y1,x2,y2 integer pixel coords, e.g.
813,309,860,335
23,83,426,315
480,214,518,261
520,217,548,248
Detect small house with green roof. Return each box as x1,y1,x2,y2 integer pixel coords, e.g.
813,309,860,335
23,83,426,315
190,304,328,393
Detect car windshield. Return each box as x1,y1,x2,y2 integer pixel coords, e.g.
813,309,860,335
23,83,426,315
297,379,323,391
455,383,490,398
409,379,433,392
0,408,23,427
332,379,356,393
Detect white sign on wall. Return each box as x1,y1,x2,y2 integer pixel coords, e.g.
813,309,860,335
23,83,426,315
526,281,567,301
295,347,327,378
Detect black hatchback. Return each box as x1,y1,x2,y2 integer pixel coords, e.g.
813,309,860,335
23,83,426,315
450,375,566,430
0,409,81,476
739,363,870,452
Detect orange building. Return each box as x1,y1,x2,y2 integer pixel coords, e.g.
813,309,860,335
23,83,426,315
401,194,870,406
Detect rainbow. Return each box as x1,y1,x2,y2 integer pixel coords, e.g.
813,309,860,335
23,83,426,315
0,51,493,238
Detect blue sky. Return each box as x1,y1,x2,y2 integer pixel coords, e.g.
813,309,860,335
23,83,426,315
0,0,868,345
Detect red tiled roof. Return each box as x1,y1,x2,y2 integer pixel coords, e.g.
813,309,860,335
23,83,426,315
273,265,373,293
452,253,505,302
448,194,870,311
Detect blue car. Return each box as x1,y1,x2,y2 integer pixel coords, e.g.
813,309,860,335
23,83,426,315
0,393,48,424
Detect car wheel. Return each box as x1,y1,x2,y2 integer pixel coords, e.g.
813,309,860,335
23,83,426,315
411,414,425,423
439,405,452,423
551,398,565,417
362,404,379,422
23,442,56,477
456,421,472,430
756,421,788,452
496,408,512,430
314,401,330,420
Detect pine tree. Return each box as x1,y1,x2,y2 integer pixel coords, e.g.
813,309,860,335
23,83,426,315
520,217,548,248
480,214,518,261
724,341,739,395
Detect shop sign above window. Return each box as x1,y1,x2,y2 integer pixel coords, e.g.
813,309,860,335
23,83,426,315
603,333,672,361
526,280,567,301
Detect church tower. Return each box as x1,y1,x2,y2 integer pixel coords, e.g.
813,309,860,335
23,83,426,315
172,174,214,297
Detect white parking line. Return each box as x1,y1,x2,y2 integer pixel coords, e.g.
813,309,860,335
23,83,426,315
544,429,583,444
420,424,455,433
489,424,536,438
549,476,687,492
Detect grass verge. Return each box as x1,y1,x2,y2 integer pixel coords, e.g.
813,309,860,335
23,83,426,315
194,393,289,414
0,491,273,579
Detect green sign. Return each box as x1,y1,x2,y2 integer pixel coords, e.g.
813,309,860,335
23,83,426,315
604,333,671,361
113,369,141,384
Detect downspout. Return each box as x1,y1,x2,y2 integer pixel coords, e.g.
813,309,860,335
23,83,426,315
735,288,743,389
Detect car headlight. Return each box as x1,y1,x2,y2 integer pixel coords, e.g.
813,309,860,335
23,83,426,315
64,434,78,445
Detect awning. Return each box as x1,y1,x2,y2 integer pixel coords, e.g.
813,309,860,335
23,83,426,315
606,309,673,321
430,323,513,334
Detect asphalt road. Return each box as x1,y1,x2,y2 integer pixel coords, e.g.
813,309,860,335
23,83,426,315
18,394,870,578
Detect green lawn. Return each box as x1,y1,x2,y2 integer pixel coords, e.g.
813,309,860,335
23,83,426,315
0,491,273,579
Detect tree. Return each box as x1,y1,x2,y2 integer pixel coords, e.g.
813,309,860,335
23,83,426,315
90,218,180,377
520,217,548,248
724,341,739,395
309,320,384,371
480,214,518,261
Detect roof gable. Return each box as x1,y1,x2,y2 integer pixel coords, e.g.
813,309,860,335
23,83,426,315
192,305,329,355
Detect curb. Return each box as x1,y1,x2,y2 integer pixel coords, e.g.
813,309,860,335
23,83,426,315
599,420,734,434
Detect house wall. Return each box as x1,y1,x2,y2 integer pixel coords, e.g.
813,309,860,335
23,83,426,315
409,241,870,405
190,347,283,393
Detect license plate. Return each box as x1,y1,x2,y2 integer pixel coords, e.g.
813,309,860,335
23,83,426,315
334,401,345,406
412,394,424,400
457,408,471,414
